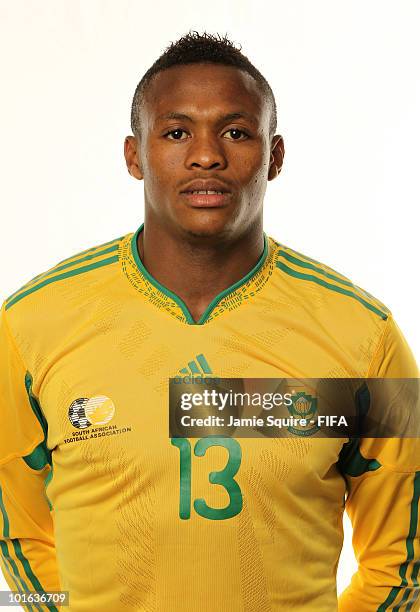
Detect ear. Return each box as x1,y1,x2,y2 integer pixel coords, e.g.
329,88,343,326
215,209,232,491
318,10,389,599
124,136,143,180
267,134,285,181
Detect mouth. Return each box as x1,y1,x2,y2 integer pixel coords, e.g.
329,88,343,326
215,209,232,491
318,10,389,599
180,190,231,208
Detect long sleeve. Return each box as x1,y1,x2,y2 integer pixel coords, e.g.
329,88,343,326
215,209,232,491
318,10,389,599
0,302,60,611
338,316,420,611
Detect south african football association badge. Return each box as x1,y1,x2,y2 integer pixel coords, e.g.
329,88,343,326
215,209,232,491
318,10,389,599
287,391,320,436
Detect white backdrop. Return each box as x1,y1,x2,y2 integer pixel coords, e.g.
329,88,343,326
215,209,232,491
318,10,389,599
1,0,419,606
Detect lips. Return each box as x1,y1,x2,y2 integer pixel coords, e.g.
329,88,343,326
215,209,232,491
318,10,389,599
180,179,231,208
181,192,231,208
180,179,231,194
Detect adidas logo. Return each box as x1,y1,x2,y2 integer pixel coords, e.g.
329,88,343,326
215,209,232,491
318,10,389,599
179,353,212,375
174,354,220,384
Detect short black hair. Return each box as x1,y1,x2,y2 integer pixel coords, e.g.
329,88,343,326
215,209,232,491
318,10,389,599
130,30,277,139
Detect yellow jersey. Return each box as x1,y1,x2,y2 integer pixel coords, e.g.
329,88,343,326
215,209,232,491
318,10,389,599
1,222,419,611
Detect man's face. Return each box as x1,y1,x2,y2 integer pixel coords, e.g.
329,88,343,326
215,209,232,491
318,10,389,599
125,63,284,239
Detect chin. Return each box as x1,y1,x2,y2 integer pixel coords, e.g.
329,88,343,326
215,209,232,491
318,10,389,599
180,213,234,240
167,201,243,241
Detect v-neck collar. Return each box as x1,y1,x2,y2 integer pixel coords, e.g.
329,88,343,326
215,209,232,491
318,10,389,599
120,222,277,325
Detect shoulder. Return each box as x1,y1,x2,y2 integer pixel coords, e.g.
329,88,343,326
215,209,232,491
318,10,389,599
268,236,390,322
1,231,132,380
3,232,129,315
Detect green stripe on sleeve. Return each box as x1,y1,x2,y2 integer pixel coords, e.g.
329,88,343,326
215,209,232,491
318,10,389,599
5,255,119,310
44,468,53,511
0,487,9,537
1,488,57,611
411,559,420,587
276,261,388,320
0,374,57,610
396,588,412,609
378,471,420,610
278,250,358,287
0,543,36,611
6,243,120,305
53,234,124,265
406,588,419,610
24,372,49,443
0,551,33,610
0,487,38,610
277,248,389,313
11,539,58,611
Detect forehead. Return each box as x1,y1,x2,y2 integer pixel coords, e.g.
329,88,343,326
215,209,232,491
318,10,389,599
142,63,267,127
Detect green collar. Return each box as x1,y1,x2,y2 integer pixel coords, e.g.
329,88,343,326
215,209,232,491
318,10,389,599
130,222,269,325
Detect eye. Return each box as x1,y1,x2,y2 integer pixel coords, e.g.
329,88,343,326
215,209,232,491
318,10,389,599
223,128,249,141
165,129,189,140
163,127,249,141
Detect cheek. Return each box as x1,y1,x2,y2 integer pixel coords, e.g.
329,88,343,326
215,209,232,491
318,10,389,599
143,144,178,189
251,148,272,185
236,158,269,189
232,142,268,179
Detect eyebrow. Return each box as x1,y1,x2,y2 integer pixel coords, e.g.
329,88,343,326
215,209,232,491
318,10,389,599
155,111,258,125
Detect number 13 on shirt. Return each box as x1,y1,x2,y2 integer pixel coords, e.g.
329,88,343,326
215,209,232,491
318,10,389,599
171,437,243,520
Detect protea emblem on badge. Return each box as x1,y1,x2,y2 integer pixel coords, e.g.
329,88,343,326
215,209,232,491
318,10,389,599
287,391,320,436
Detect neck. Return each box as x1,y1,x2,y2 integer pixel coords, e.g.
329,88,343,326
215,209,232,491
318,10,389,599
136,217,265,323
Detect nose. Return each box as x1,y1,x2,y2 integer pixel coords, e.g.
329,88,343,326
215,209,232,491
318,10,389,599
184,131,227,170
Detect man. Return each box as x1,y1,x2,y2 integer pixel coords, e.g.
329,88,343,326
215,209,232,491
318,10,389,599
0,30,419,611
